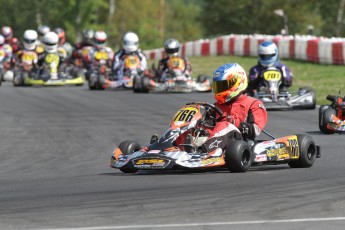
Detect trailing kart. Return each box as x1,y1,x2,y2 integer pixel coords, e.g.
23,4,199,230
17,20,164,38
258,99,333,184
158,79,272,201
13,52,84,86
133,56,212,93
90,54,142,90
250,67,316,110
110,102,320,173
319,94,345,134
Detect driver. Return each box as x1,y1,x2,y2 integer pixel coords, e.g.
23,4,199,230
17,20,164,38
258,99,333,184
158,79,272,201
175,63,267,153
248,41,293,93
156,38,192,82
112,31,147,83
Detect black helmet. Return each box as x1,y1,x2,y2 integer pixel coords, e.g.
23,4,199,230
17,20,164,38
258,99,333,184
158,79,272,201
164,38,180,55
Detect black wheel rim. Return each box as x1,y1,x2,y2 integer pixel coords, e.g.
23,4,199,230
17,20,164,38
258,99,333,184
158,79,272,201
241,149,251,166
307,144,316,160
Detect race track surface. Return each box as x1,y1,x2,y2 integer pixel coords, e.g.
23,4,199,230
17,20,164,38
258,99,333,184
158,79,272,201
0,82,344,230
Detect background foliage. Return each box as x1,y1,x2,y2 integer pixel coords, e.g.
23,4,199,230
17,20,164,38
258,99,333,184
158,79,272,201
0,0,344,49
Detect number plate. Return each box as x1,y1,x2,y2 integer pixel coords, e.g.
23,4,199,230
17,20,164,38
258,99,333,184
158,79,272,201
263,70,282,81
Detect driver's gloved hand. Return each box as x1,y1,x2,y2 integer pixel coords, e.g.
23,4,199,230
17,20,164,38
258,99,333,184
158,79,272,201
239,122,255,139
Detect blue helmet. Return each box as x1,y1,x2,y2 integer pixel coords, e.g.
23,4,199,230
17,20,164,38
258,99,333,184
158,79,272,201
258,41,279,67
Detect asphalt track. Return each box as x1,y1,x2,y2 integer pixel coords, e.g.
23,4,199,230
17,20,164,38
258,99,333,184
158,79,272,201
0,82,344,230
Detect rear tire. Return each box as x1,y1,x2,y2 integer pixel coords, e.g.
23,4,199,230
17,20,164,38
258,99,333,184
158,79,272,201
118,140,142,173
0,68,5,82
288,134,317,168
224,140,252,173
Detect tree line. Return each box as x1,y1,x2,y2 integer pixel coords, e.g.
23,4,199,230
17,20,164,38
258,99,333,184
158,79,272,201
1,0,344,50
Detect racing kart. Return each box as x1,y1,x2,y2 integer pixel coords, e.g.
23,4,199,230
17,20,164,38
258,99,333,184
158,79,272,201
133,56,212,93
319,94,345,134
110,102,320,173
13,53,84,86
89,54,139,90
0,50,13,84
249,67,316,110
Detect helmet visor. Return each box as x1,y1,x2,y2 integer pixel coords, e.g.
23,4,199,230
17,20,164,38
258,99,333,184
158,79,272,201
166,47,179,54
45,41,57,46
123,40,138,46
259,54,275,60
212,78,237,94
24,38,36,44
95,40,105,45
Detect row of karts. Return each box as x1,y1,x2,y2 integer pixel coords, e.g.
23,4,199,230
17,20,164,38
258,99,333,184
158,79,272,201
4,48,213,92
87,54,212,93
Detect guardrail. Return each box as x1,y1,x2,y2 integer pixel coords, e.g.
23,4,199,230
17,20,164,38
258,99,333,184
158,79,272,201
143,34,345,65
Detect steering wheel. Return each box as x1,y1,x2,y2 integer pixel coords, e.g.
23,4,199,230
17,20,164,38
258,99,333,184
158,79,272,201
186,102,224,128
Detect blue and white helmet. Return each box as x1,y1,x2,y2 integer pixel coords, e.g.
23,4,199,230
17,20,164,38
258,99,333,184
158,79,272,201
258,41,279,67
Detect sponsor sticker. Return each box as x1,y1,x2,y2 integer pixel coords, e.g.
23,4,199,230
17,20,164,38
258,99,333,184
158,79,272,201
255,155,267,162
209,139,222,149
148,150,160,154
201,157,222,165
133,158,167,168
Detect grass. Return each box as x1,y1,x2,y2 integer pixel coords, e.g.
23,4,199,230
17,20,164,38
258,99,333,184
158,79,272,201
149,55,345,105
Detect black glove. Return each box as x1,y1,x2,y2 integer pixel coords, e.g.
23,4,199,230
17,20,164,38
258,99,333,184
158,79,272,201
239,122,255,139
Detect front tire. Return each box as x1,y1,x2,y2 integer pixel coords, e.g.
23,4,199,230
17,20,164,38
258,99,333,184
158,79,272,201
224,140,252,173
288,134,317,168
118,140,141,173
133,76,150,93
319,107,336,134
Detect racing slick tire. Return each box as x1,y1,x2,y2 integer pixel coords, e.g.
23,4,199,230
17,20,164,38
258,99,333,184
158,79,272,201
318,105,333,134
133,76,150,93
118,140,142,173
288,134,317,168
319,107,336,134
224,140,252,173
0,68,5,82
13,72,25,87
141,76,150,93
89,74,105,90
133,76,141,93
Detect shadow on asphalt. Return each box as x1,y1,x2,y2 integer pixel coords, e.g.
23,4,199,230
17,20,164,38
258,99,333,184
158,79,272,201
99,164,292,176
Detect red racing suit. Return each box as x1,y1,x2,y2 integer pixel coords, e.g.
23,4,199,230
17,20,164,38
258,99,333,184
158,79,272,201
176,94,267,153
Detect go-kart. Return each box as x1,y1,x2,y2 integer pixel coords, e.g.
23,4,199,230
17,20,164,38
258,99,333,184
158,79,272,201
133,56,212,93
319,94,345,134
250,67,316,110
90,54,142,90
14,52,84,86
110,102,320,173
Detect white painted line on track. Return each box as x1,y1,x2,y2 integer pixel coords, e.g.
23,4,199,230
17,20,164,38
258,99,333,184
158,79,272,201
22,217,345,230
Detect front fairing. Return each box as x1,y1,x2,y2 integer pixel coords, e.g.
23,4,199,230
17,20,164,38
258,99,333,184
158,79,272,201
327,114,345,132
260,68,282,102
148,104,203,150
111,104,228,170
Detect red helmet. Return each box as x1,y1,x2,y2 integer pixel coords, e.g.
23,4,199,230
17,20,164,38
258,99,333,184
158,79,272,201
2,26,13,40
